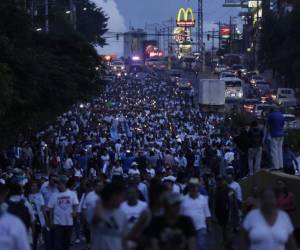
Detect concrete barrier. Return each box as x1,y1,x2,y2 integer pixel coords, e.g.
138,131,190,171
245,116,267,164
240,170,300,227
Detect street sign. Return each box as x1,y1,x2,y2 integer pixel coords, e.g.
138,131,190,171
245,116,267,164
223,0,243,7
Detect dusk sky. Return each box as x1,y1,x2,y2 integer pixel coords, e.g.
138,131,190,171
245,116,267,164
94,0,241,55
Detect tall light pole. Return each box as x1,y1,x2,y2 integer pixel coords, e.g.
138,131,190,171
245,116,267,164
197,0,205,72
45,0,49,32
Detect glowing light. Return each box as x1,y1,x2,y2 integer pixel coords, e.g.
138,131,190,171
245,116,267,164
176,8,195,27
132,56,140,61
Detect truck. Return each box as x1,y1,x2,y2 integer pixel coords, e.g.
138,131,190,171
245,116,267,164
272,88,297,107
197,79,225,112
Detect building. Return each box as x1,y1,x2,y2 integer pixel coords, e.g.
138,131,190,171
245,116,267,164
123,29,147,60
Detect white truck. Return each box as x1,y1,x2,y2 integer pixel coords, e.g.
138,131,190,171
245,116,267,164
272,88,297,107
197,79,225,112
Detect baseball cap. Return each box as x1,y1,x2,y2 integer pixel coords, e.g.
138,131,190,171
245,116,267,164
188,177,200,186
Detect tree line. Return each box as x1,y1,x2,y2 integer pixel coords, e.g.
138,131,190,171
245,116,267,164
0,0,108,145
260,5,300,86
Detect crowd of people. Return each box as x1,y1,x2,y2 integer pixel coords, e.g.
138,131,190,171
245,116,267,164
0,72,298,250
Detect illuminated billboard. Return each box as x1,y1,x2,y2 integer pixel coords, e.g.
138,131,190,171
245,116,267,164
173,27,191,44
220,26,231,39
176,8,195,27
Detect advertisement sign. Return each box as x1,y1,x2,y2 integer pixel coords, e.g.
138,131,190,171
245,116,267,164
176,8,195,27
143,40,163,59
173,27,191,44
220,26,231,39
248,0,262,8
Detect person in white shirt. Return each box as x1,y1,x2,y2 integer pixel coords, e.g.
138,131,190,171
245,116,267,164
120,185,147,230
48,175,79,250
241,188,297,250
181,178,211,250
0,184,31,250
27,181,47,250
227,174,242,203
63,156,74,171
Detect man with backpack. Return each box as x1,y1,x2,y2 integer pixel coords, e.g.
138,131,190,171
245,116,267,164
248,121,264,175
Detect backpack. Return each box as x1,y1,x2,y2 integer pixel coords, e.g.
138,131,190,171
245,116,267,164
7,200,31,230
251,128,263,147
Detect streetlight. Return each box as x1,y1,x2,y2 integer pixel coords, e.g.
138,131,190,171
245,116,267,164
65,10,71,14
36,28,42,32
83,7,87,11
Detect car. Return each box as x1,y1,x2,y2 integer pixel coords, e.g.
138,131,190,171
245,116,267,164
214,64,227,74
253,103,277,119
219,71,236,79
250,75,264,85
244,71,259,82
283,114,300,129
231,64,247,77
242,98,260,113
255,80,271,94
177,79,192,90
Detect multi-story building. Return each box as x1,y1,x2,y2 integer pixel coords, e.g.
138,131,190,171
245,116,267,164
123,29,147,60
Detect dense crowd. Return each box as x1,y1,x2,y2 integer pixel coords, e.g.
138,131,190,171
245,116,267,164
0,72,298,250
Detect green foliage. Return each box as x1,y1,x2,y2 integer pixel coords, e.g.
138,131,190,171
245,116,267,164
261,6,300,86
285,130,300,151
0,0,107,144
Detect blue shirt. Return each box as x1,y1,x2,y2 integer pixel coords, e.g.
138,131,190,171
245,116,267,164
268,111,284,137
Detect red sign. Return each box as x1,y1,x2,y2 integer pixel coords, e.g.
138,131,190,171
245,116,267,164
220,26,231,39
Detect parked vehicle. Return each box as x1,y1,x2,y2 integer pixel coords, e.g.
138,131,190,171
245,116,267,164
250,75,264,85
242,98,260,113
197,79,225,112
219,71,236,79
283,114,300,129
254,103,276,119
222,77,244,100
214,64,227,74
273,88,297,107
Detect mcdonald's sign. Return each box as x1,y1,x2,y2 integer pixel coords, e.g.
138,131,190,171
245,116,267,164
176,8,195,27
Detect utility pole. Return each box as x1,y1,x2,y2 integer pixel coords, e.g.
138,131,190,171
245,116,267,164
45,0,49,32
69,0,76,30
229,16,232,54
211,29,215,64
197,0,204,72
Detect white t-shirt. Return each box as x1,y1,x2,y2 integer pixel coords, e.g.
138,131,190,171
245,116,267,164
0,212,31,250
181,194,211,230
243,209,294,250
48,190,79,226
28,193,46,227
82,191,100,223
63,158,74,170
120,200,147,229
228,181,242,202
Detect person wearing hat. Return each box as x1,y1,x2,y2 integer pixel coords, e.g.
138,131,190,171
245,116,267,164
148,192,197,250
47,175,79,250
181,178,211,250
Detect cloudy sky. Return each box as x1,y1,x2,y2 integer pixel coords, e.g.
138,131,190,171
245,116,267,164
94,0,241,55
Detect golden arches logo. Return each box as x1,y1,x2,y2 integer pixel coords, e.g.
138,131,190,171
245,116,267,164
176,8,195,27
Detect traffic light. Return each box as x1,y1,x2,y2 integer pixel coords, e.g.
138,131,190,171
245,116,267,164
220,39,229,50
207,34,210,41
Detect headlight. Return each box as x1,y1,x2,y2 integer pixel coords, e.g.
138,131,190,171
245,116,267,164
113,66,117,70
238,92,243,98
121,66,125,70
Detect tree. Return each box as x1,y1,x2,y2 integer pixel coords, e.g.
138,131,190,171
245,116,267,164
0,0,107,146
